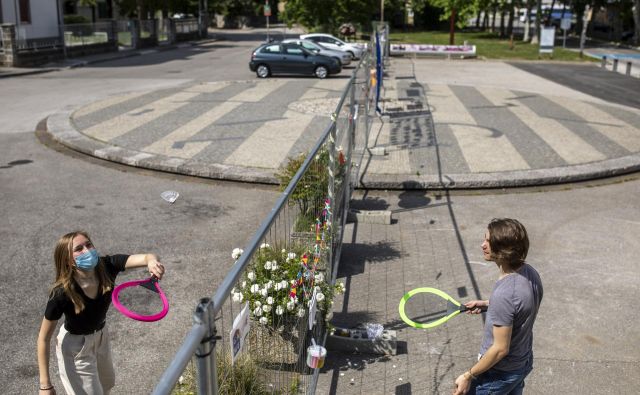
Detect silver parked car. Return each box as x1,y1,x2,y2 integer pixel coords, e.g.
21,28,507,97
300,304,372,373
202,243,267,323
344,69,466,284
282,39,351,66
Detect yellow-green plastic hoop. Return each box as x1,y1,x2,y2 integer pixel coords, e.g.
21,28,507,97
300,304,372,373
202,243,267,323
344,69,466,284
398,287,461,329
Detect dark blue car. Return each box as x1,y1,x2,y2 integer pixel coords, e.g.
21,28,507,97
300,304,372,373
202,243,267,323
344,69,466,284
249,42,342,79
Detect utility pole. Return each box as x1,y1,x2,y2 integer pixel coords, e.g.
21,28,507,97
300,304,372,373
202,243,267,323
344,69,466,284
381,0,384,22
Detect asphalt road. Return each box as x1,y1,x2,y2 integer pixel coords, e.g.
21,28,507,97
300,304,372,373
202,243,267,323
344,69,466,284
508,61,640,109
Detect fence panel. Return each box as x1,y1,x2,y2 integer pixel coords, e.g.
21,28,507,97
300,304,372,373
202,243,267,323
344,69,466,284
175,18,199,34
153,53,373,395
115,20,133,48
63,22,114,48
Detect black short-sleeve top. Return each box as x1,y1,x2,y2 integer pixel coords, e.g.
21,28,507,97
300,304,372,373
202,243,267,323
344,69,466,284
44,254,128,335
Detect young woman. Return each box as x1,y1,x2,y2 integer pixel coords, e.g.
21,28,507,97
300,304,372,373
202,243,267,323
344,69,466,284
453,218,543,395
37,231,165,395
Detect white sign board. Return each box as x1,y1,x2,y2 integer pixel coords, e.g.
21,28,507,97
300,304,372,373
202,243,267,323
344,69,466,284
308,288,318,330
539,28,556,54
390,44,477,57
229,302,250,364
560,18,571,31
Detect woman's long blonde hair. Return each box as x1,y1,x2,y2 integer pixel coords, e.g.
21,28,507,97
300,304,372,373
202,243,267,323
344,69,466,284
51,231,113,314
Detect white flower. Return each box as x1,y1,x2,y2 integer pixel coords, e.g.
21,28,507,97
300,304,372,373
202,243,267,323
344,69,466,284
275,282,282,291
287,300,295,311
231,248,243,260
247,272,255,281
260,288,267,297
290,279,297,285
262,304,272,313
271,262,278,271
280,280,288,289
281,249,286,253
231,287,238,294
266,296,274,305
250,284,260,294
178,375,184,385
266,281,273,290
264,261,272,270
259,317,268,325
287,252,297,261
260,243,270,249
253,307,263,317
297,307,306,317
337,282,346,293
241,281,247,289
316,292,325,302
275,305,284,315
232,292,243,303
254,301,262,307
315,273,324,283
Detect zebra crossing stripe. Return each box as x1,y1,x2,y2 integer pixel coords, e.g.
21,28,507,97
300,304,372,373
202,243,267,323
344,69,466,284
429,84,529,172
223,109,315,169
142,80,287,159
547,96,640,151
82,91,200,141
364,118,412,175
73,91,148,118
481,88,606,165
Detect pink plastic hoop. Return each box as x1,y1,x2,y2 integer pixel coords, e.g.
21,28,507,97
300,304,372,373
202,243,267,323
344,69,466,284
112,277,169,322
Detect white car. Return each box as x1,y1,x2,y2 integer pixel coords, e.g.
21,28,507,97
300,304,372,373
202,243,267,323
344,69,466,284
282,39,351,66
299,33,366,60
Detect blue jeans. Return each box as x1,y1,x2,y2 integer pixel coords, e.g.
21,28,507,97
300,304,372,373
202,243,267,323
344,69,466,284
468,356,533,395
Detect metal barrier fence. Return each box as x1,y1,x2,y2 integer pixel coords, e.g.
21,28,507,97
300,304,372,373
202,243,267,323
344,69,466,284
152,52,374,395
115,20,133,47
176,18,200,34
63,22,114,47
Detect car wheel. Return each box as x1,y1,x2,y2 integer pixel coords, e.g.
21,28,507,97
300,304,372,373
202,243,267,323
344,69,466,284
256,64,270,78
315,65,328,79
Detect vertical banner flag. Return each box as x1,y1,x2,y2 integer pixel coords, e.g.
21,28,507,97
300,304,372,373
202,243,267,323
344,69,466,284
375,31,382,114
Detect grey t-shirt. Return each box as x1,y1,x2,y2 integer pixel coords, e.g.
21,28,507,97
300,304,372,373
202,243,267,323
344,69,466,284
480,263,543,371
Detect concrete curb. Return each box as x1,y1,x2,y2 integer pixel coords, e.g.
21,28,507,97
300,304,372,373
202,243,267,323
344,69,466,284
47,107,640,190
46,110,278,184
358,154,640,189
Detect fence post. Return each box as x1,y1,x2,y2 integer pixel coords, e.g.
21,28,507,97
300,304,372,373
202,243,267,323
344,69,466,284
194,298,217,395
613,57,618,72
327,120,337,274
168,19,177,44
130,19,141,49
626,61,632,76
600,55,606,68
1,24,18,67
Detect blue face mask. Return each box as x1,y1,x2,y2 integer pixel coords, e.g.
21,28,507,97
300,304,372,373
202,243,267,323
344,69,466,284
75,249,99,271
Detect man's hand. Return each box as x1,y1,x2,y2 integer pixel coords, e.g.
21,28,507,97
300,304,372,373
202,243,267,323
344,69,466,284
453,373,471,395
464,300,488,314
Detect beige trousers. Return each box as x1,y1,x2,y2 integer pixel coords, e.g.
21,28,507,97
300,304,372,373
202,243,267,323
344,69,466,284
56,325,115,395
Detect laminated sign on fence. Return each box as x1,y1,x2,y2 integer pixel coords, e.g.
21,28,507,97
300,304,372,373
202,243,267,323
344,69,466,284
229,302,250,364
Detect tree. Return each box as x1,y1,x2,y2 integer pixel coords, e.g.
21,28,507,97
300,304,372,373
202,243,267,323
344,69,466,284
78,0,97,22
280,0,379,34
427,0,476,43
634,0,640,45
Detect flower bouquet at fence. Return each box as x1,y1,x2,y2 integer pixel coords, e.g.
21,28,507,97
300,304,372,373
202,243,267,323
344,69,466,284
230,243,344,333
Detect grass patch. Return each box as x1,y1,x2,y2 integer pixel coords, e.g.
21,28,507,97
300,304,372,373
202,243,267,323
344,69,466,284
388,31,595,62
